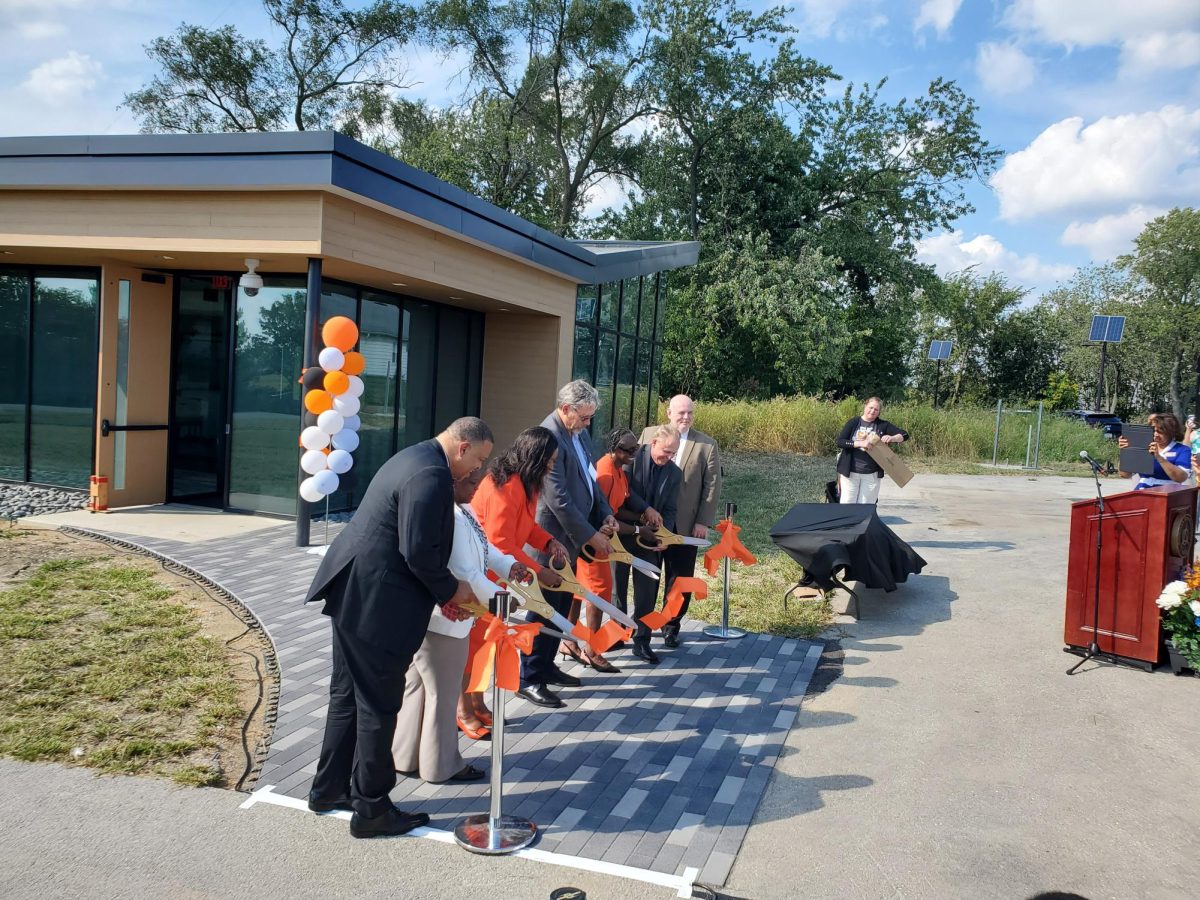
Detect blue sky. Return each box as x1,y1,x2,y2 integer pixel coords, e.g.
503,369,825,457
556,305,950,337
1,0,1198,300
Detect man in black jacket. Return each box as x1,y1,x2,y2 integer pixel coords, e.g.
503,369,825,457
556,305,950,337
305,417,492,838
618,424,681,664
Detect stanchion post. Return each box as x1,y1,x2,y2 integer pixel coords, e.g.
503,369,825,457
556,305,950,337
454,590,537,854
704,501,747,641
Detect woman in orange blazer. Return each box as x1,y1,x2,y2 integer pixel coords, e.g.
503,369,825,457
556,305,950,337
572,428,661,672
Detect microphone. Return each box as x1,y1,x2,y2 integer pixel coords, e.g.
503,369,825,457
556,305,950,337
1079,450,1103,472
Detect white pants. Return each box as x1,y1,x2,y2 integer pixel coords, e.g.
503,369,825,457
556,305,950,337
839,473,881,505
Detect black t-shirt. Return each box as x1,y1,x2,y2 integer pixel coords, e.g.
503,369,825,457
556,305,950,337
850,419,883,474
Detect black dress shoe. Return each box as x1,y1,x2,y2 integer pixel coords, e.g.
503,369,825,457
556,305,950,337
543,667,582,687
632,641,660,665
662,626,680,649
349,807,430,839
516,683,566,708
308,796,354,813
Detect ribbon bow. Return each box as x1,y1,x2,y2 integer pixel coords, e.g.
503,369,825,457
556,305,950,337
703,519,757,576
639,576,708,632
466,614,542,693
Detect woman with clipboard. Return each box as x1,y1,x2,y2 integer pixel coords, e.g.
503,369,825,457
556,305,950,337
1116,412,1190,490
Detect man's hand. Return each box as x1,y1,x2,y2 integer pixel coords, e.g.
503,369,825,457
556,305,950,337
537,567,563,590
448,580,475,606
441,600,472,622
691,524,708,540
637,525,662,549
642,507,663,529
585,531,613,558
547,540,569,565
600,515,620,536
508,561,531,584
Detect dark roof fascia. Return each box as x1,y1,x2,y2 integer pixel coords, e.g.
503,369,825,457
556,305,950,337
0,131,697,283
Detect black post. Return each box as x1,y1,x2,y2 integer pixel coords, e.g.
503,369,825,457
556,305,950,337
1067,465,1112,675
296,257,322,547
933,359,942,409
1096,341,1107,411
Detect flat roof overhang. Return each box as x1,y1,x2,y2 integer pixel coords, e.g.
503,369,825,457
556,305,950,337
0,132,699,285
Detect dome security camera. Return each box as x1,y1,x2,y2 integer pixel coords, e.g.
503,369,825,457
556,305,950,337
240,258,263,297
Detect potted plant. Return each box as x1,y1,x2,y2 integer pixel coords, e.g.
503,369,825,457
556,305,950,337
1154,578,1200,676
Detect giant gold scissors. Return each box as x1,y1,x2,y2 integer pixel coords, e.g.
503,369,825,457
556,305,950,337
579,534,661,580
635,525,712,551
547,557,638,629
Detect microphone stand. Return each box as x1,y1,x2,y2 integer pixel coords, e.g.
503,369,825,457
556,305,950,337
1067,458,1116,674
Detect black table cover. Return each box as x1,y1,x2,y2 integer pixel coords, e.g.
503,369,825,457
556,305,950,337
770,503,926,592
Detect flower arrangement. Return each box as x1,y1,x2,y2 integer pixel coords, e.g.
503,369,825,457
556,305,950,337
1155,573,1200,671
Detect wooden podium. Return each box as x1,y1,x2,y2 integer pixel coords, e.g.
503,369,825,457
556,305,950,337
1064,483,1196,668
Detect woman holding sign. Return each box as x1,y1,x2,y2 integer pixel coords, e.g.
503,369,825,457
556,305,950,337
835,397,908,504
1117,412,1190,490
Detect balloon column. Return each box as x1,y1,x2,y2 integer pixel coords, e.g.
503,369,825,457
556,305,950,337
298,315,367,504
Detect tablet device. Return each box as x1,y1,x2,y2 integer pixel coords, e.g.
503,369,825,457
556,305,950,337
1119,423,1154,474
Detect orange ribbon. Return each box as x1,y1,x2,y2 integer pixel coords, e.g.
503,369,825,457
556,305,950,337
639,576,708,632
589,620,634,654
703,519,757,576
466,615,542,693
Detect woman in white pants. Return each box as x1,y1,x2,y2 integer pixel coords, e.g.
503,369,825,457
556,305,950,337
834,397,907,504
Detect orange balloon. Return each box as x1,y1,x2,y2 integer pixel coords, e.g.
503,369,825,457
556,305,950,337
324,370,349,395
322,316,359,352
304,389,333,414
342,351,366,376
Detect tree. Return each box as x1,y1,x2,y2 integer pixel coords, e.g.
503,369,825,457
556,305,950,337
124,0,419,133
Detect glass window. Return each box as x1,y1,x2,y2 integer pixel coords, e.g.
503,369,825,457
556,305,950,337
29,272,99,487
435,307,470,432
576,285,598,326
573,324,596,382
656,274,667,333
0,272,29,481
639,275,655,338
466,312,484,415
613,335,635,431
353,296,401,507
599,282,619,330
113,280,131,491
403,301,437,448
633,339,653,429
620,278,640,335
228,278,306,515
594,330,617,434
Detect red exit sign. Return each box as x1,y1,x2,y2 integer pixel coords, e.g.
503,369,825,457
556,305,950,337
211,275,232,289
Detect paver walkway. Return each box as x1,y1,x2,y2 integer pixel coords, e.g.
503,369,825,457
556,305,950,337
62,520,822,886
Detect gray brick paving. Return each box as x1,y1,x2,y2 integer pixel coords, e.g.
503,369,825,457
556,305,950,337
71,522,822,886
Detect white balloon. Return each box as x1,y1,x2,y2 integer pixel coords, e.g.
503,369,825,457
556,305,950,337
341,415,361,432
333,394,360,418
346,375,365,398
332,429,360,452
318,347,345,372
312,469,339,495
327,449,354,474
300,449,329,475
300,426,330,451
317,409,345,435
299,477,324,503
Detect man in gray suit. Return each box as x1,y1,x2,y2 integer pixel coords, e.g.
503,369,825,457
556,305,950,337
519,380,618,708
640,394,722,647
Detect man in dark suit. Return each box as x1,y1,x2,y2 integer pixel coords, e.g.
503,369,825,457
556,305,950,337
640,394,722,648
518,380,619,708
618,424,682,665
305,417,493,838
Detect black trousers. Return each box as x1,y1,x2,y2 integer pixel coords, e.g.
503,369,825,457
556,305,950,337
520,584,573,687
615,542,662,641
310,617,426,818
664,544,700,630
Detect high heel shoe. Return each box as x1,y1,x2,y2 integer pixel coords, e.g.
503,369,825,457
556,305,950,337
456,717,491,740
475,708,492,727
559,642,587,665
583,650,620,673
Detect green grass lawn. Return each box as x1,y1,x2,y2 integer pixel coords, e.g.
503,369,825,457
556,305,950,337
0,539,244,786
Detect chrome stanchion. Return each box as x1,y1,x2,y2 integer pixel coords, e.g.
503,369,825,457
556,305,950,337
454,590,537,854
704,502,746,641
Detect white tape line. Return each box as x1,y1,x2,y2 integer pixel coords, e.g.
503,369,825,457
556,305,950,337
245,786,698,896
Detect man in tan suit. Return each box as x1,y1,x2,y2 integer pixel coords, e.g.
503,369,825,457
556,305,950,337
639,394,722,647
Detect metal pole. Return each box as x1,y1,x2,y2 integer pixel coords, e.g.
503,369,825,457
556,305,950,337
1033,402,1043,469
1024,423,1033,468
324,495,330,546
934,359,941,409
1097,341,1107,411
991,399,1003,467
703,502,745,641
454,591,536,854
296,257,323,547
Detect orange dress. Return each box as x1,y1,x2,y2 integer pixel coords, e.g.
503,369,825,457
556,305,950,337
577,454,629,598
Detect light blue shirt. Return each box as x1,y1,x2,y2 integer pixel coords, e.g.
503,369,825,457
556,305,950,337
571,433,594,498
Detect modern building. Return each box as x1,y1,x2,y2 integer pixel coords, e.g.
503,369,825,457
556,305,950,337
0,132,697,529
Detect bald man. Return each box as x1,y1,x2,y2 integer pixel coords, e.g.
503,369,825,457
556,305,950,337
639,394,722,647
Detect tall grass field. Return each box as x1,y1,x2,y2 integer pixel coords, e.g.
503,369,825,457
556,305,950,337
686,397,1116,466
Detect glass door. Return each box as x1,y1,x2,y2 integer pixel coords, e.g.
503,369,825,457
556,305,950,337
168,275,232,506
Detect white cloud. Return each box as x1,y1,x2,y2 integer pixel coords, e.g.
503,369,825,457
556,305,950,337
1120,32,1200,75
990,106,1200,221
582,176,633,219
917,229,1076,293
914,0,962,38
1004,0,1199,48
975,42,1036,95
792,0,886,41
1061,204,1168,260
21,51,104,105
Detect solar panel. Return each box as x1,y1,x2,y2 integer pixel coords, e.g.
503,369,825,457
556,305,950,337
1089,315,1108,342
927,340,952,360
1105,315,1126,343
